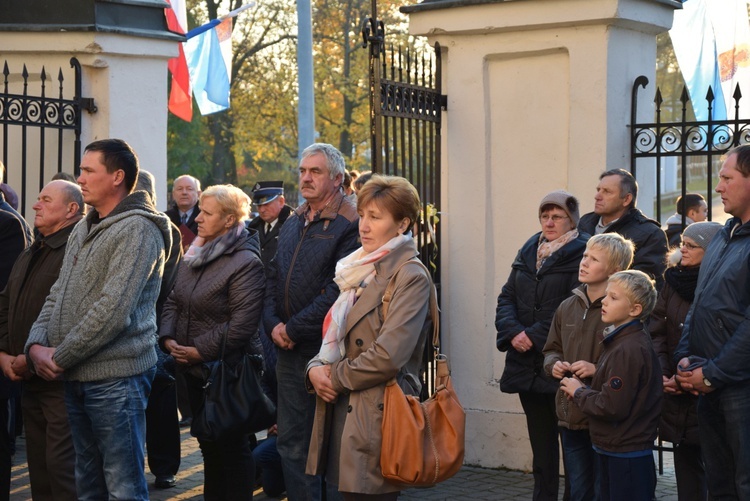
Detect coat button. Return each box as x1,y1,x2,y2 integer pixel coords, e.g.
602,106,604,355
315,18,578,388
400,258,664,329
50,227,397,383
347,405,353,413
534,304,541,312
378,403,384,411
355,339,364,347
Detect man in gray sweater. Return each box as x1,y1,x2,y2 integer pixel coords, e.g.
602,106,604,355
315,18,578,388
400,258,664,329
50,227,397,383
25,139,172,500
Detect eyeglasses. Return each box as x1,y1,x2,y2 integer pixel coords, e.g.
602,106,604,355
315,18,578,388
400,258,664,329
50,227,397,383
540,215,569,223
681,241,701,250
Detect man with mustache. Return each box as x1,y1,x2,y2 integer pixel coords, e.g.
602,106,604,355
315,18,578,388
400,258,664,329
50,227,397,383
264,143,359,501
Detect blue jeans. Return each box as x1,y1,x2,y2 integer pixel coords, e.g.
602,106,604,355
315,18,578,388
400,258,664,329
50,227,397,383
560,428,599,501
64,367,154,501
698,385,750,500
253,436,286,497
276,348,342,501
597,452,655,501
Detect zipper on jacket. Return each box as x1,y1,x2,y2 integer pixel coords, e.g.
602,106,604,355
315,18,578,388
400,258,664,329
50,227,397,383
285,222,311,319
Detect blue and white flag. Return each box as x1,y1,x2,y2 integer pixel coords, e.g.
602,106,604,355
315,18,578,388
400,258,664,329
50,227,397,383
669,0,727,121
184,18,232,115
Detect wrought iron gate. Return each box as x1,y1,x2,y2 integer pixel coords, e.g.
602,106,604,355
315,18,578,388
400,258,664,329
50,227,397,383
630,75,750,227
362,9,446,396
0,57,95,215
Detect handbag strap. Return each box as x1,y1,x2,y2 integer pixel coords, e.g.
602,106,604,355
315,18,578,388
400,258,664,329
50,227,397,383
381,258,440,353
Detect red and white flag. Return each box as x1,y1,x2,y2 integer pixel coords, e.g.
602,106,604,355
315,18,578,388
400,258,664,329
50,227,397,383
165,0,193,122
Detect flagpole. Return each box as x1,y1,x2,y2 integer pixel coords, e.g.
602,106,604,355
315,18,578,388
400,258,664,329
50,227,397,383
186,2,256,39
297,0,316,159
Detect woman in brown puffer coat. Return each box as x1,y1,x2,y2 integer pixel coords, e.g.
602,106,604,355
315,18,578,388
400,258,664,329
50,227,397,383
160,184,265,501
649,221,722,501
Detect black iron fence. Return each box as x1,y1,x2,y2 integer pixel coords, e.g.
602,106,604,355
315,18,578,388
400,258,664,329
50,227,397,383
363,17,446,398
0,57,95,215
630,75,750,227
364,30,444,282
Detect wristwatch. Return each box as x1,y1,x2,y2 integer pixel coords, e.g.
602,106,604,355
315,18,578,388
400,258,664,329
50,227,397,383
702,376,712,387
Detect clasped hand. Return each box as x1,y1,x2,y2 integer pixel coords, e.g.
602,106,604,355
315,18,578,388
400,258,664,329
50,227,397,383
27,345,64,381
309,365,339,403
163,339,202,366
675,357,714,396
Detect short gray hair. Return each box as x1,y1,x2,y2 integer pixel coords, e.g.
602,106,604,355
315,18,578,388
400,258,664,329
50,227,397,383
56,180,85,216
300,143,346,180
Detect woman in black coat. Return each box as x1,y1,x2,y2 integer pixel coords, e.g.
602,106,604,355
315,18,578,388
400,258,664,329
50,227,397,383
496,190,588,501
650,221,722,501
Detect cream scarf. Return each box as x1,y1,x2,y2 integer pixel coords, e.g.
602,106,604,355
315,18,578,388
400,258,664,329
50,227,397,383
317,233,412,364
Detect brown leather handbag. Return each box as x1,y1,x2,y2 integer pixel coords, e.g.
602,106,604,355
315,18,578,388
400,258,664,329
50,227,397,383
379,260,466,486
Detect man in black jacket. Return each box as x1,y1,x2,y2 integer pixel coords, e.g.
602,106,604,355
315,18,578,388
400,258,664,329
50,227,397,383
248,181,293,267
264,144,359,501
675,145,750,499
578,168,668,290
0,180,82,499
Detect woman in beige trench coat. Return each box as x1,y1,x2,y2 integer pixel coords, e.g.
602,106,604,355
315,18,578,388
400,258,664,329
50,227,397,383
306,175,433,500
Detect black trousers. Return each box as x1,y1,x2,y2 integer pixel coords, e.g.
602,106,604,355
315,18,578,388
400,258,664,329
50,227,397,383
185,372,255,501
519,392,560,501
145,376,181,477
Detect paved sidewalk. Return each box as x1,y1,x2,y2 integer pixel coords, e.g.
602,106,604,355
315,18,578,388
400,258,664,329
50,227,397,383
10,429,679,500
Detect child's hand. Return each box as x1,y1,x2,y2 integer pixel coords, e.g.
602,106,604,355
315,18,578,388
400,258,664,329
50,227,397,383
551,361,571,379
570,360,596,379
560,377,583,399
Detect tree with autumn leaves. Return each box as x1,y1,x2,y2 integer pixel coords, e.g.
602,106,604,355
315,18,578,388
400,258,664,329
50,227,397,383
167,0,409,198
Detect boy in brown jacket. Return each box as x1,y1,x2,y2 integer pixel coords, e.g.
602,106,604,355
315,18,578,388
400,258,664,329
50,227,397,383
543,233,634,501
561,270,662,501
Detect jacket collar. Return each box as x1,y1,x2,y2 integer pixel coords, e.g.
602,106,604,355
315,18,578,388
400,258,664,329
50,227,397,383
294,188,347,221
602,319,642,345
41,222,77,250
571,284,604,308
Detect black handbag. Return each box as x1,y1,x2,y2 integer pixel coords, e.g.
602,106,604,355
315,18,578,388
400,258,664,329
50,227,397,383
191,330,276,442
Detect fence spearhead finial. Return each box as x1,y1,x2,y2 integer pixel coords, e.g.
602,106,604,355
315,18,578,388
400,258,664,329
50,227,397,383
681,87,690,105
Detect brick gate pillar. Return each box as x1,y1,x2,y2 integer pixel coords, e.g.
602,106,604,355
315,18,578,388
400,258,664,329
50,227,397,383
401,0,679,470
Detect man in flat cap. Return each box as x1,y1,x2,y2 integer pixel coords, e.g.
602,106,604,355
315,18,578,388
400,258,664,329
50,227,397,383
248,181,293,267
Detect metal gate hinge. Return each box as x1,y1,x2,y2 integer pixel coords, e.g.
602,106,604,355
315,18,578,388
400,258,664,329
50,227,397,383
79,97,97,114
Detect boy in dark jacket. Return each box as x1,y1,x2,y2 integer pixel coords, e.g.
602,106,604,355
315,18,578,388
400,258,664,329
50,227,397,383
543,233,634,501
560,270,662,501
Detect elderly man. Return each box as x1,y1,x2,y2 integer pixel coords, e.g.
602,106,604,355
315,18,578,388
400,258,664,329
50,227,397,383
248,181,293,267
578,168,668,289
264,143,359,500
25,139,172,500
0,180,83,500
675,145,750,499
166,174,200,251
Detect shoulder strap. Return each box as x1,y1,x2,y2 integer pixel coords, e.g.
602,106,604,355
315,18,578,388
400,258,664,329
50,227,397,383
381,258,440,351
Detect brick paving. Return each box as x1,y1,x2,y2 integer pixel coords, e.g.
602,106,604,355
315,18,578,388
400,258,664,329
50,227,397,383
9,429,679,500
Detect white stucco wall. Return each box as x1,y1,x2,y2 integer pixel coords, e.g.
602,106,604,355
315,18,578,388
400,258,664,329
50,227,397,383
406,0,677,470
0,32,176,215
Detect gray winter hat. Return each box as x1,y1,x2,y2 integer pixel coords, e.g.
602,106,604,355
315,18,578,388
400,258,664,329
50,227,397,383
539,190,580,227
682,221,723,251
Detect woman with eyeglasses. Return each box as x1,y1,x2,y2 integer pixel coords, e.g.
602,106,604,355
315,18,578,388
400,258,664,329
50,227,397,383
649,221,722,501
495,190,588,501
